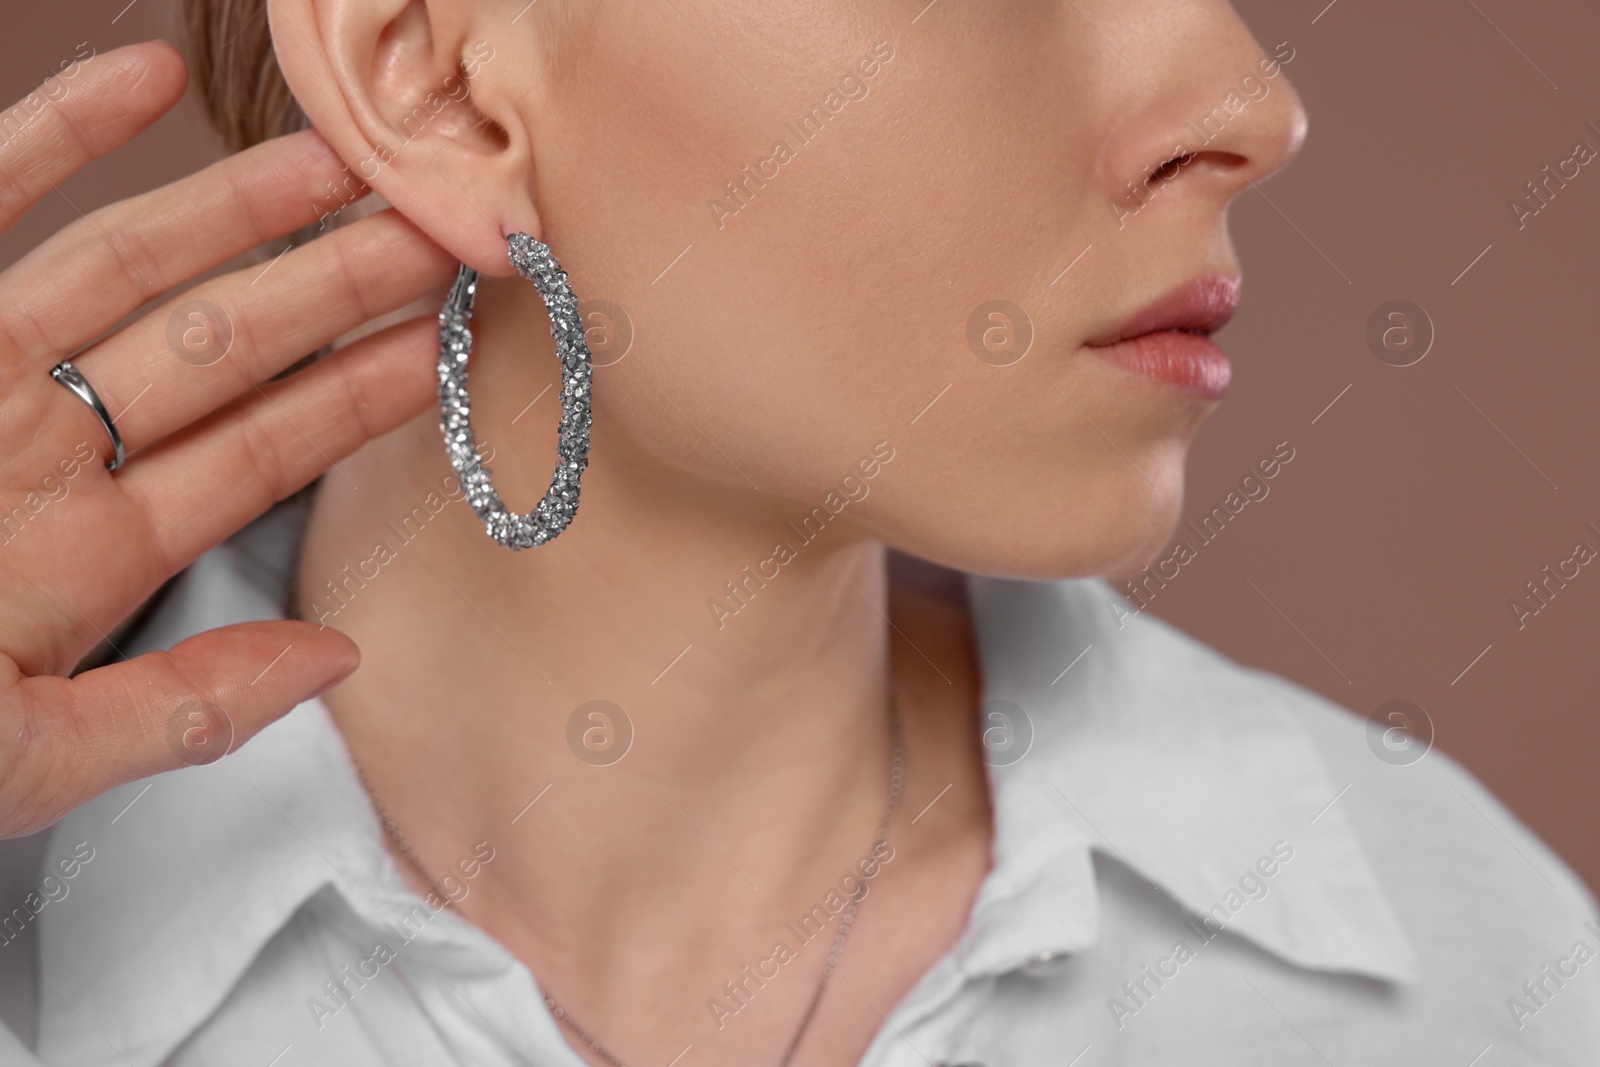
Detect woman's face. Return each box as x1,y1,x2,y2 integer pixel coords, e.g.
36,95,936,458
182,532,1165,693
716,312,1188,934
274,0,1306,579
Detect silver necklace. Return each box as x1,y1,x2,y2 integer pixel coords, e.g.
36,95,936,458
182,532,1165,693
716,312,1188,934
358,697,905,1067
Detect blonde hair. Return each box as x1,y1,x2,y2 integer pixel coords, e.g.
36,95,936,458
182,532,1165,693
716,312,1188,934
182,0,306,151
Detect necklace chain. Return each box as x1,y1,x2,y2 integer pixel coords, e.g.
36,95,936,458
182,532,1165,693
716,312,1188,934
358,696,905,1067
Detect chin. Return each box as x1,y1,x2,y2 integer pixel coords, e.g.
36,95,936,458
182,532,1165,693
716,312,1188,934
890,452,1190,585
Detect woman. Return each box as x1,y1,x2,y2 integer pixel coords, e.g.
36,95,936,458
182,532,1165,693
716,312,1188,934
0,1,1593,1064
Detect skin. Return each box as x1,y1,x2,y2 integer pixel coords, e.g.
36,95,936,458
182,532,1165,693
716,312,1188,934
0,1,1304,1063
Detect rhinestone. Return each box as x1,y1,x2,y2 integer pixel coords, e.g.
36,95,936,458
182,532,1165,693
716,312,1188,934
435,235,593,551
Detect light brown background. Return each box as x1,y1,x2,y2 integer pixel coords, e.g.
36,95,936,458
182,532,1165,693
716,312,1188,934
2,1,1594,889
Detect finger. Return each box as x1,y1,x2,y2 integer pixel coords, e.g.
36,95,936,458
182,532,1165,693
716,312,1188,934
0,620,357,839
0,128,371,363
64,211,455,456
119,315,438,563
0,41,187,239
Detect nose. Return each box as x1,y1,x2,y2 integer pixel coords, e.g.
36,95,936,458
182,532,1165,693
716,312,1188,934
1095,7,1309,212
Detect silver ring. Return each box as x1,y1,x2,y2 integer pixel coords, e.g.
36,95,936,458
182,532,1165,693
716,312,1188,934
49,361,125,472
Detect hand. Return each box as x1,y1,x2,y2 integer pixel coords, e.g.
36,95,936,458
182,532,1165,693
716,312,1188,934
0,41,457,838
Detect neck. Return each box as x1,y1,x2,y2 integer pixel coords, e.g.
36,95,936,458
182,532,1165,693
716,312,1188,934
303,419,900,853
292,279,988,1037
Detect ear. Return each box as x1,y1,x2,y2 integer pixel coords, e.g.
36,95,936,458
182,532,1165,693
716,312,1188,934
269,0,539,276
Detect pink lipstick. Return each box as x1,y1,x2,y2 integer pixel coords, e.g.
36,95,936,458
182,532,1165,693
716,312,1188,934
1085,275,1241,400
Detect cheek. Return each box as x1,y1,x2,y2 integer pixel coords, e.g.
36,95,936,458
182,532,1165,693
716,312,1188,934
544,1,1202,578
545,15,968,494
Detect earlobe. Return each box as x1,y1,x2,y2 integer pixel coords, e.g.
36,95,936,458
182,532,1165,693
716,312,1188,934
268,0,539,275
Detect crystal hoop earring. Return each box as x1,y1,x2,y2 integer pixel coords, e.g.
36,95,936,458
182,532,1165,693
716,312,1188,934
437,233,593,550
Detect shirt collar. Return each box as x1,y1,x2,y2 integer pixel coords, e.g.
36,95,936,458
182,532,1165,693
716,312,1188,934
956,573,1419,986
36,507,1417,1066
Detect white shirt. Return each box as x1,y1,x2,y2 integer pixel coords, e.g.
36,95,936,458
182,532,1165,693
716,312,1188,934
1,502,1595,1066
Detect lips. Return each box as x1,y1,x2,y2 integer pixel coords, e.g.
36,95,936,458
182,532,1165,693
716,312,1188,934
1085,275,1241,401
